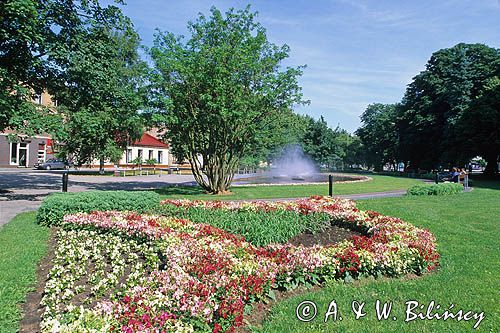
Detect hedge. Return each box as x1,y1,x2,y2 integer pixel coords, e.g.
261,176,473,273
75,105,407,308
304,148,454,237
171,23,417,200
407,182,464,196
36,190,160,226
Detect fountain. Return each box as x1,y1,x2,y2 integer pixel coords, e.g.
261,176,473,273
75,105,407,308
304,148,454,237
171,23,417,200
270,145,317,180
234,144,368,185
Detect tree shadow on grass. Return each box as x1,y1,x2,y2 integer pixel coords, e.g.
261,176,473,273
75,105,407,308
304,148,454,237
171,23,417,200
470,179,500,191
154,185,206,196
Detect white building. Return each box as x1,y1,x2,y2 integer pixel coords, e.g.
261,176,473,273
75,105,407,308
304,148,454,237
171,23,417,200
119,133,172,167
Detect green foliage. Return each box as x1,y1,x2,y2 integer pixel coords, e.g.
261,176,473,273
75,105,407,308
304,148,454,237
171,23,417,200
301,116,357,170
36,190,159,226
0,212,49,333
147,6,307,193
158,205,330,246
0,0,128,134
407,182,464,196
356,103,398,171
343,135,365,168
52,21,147,169
130,156,143,167
302,116,338,168
145,158,157,166
456,76,500,175
398,43,500,172
243,112,310,167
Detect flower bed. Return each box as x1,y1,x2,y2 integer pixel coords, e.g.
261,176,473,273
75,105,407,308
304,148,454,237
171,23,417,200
158,200,331,246
41,196,439,332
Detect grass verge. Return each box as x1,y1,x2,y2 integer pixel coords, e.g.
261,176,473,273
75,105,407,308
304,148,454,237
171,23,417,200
159,204,330,246
157,174,421,200
257,182,500,332
0,212,49,333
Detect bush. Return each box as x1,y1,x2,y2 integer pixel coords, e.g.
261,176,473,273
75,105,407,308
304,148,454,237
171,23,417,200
407,182,463,196
36,190,160,226
158,205,330,246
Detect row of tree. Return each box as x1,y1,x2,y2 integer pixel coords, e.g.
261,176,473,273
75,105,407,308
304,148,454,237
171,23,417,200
237,113,363,171
2,2,498,194
1,0,147,169
357,43,500,175
2,3,314,193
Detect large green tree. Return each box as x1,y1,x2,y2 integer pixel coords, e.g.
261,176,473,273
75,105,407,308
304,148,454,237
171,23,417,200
356,103,399,171
148,6,306,193
52,23,146,170
0,0,126,134
241,111,309,168
397,43,499,171
302,116,340,169
456,77,500,175
343,135,365,168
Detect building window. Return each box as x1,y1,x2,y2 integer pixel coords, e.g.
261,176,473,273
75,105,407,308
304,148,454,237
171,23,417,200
137,149,143,161
38,143,46,163
157,151,163,164
149,150,154,160
10,142,29,166
10,142,18,164
126,149,132,163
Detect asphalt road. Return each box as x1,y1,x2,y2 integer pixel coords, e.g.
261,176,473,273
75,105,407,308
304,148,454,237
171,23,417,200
0,169,416,227
0,169,197,226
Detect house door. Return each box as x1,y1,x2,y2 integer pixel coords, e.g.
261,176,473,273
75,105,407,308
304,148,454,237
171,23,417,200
18,143,28,167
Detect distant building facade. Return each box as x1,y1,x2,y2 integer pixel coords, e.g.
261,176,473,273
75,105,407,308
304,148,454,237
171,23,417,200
0,92,174,168
0,91,57,168
118,132,173,167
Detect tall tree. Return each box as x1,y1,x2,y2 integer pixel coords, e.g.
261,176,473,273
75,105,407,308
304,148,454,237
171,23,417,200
343,135,365,168
0,0,126,134
242,111,309,168
301,116,340,169
52,23,146,170
356,103,399,171
456,77,500,175
397,43,499,170
148,6,306,193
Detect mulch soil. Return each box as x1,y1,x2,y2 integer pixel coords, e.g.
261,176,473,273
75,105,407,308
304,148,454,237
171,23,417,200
19,231,57,333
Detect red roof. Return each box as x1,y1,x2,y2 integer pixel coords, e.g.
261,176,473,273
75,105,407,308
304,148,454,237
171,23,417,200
132,133,169,148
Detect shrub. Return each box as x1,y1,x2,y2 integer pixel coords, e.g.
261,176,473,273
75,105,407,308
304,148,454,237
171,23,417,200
158,204,330,246
407,182,463,196
36,190,160,226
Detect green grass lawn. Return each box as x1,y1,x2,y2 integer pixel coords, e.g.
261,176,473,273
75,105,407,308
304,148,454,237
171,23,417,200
2,179,497,332
157,174,421,200
257,181,500,332
0,212,49,333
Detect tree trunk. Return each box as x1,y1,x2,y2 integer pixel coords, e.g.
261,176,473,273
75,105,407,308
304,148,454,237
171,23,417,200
99,159,105,174
188,152,238,194
483,154,499,176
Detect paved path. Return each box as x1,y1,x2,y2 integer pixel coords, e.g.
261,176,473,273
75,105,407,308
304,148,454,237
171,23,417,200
0,169,432,227
0,169,197,227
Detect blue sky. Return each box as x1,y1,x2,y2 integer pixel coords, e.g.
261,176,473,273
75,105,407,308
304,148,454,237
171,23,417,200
115,0,500,132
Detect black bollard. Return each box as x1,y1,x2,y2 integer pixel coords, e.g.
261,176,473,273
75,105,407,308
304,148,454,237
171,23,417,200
329,174,333,197
62,172,68,192
435,172,439,184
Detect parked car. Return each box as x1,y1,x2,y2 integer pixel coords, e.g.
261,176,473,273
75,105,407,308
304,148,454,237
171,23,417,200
34,158,72,170
437,171,453,182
